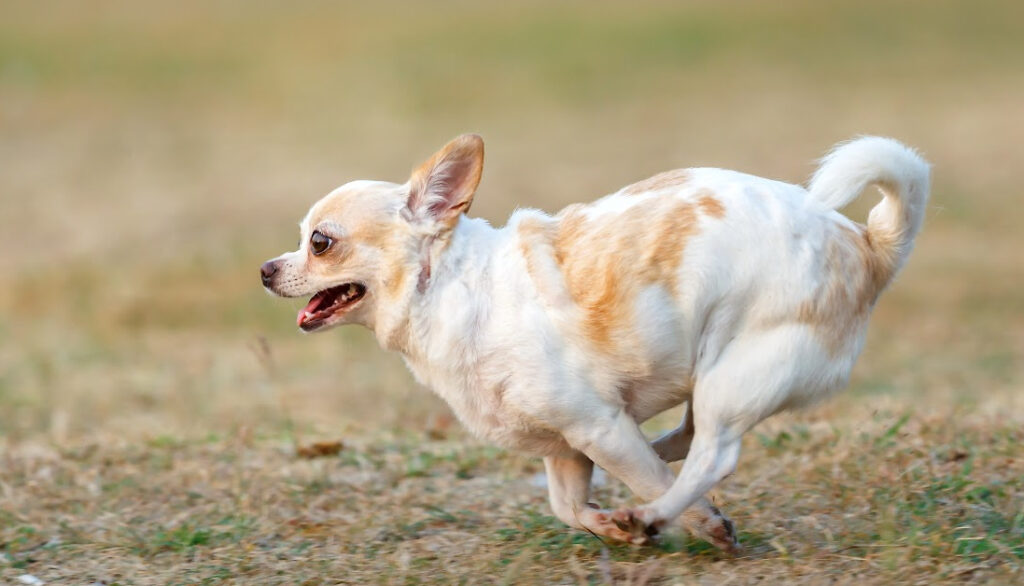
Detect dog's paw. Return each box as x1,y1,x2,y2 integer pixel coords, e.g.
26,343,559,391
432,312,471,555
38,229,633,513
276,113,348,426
607,508,662,545
578,506,657,545
683,505,741,554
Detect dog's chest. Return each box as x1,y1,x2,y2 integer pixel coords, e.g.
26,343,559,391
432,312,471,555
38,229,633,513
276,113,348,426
402,358,570,455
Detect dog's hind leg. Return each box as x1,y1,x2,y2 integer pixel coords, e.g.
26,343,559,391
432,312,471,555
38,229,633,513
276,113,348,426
651,402,693,463
560,409,739,551
647,403,737,548
614,328,814,538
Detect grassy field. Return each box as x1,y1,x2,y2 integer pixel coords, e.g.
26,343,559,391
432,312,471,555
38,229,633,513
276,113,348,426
1,0,1023,583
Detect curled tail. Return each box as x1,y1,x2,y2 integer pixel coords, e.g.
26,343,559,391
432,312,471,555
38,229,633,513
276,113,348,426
808,136,931,282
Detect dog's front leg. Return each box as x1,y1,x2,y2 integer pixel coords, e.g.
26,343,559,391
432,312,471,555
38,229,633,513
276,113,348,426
544,452,654,545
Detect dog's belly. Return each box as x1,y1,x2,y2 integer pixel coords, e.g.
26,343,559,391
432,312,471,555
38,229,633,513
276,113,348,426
479,421,573,456
619,373,694,423
407,366,575,456
448,394,575,456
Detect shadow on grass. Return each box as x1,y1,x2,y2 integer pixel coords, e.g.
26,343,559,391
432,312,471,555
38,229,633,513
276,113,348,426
494,509,777,565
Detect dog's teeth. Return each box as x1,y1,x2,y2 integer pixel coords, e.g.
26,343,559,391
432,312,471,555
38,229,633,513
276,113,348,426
347,284,356,295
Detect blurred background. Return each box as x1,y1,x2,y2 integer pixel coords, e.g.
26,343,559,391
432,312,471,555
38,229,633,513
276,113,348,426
2,0,1022,444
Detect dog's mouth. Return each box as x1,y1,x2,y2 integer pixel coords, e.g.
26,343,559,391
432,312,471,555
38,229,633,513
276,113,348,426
297,283,367,331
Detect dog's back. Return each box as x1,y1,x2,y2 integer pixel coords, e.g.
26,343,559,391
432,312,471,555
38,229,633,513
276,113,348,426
508,137,929,422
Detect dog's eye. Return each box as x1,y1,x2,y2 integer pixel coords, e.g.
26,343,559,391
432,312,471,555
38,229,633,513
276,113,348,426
309,231,332,255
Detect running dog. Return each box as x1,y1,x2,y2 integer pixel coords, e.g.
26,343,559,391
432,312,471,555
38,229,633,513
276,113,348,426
260,134,929,551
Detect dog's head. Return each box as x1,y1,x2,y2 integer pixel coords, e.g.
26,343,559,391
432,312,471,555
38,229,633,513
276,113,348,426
260,134,484,333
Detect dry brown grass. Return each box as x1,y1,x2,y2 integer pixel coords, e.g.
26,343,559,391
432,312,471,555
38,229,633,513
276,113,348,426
2,404,1022,584
1,1,1022,583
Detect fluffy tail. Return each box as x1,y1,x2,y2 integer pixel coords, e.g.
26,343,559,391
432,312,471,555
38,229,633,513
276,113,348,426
808,136,931,279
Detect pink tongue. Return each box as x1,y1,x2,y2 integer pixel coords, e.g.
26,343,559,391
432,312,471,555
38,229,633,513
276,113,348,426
297,292,327,326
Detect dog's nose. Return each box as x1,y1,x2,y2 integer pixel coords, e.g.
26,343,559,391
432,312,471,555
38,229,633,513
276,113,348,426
260,260,279,287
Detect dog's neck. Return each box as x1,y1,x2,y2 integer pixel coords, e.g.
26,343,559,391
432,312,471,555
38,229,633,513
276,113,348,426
375,215,498,363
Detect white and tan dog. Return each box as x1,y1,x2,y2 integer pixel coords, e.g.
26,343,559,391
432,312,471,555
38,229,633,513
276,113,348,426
261,134,929,551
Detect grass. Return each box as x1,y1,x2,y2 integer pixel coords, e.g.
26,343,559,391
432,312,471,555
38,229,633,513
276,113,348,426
1,411,1021,583
1,0,1023,583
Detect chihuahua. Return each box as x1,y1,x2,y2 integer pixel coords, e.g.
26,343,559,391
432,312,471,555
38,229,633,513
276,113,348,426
261,134,929,551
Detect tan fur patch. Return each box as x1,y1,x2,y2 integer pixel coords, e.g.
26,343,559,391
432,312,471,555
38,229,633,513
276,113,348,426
550,196,710,356
697,191,726,218
794,224,897,354
516,217,557,303
384,254,408,299
621,169,690,196
308,186,395,253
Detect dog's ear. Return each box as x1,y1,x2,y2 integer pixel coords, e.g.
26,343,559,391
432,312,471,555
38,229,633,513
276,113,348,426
403,134,484,231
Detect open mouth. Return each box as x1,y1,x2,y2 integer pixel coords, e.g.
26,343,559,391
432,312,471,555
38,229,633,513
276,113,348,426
297,283,366,330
